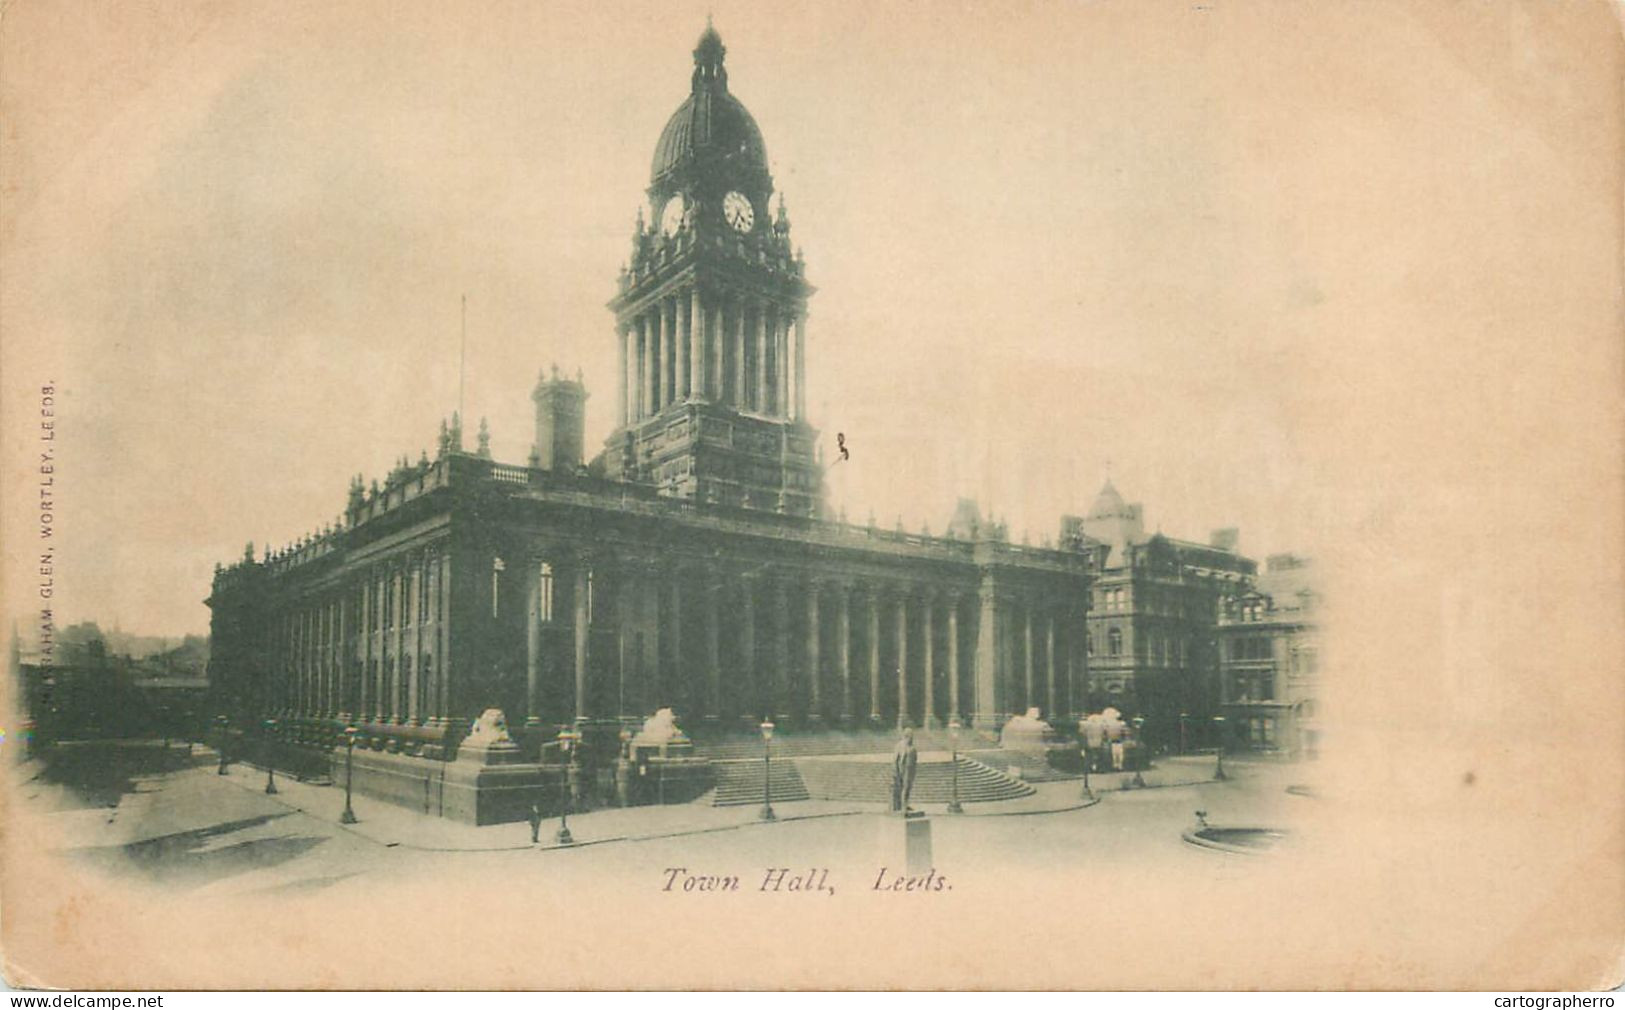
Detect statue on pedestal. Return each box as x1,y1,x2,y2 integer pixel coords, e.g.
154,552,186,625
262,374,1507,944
892,728,919,814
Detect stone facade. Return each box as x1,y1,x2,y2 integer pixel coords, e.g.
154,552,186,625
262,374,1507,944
1063,480,1256,751
204,24,1106,823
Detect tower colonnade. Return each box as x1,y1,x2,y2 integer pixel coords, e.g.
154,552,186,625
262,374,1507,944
617,283,808,425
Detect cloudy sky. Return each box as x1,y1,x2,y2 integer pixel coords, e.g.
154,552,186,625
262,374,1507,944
2,0,1617,643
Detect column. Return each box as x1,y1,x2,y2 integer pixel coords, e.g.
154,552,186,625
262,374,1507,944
773,577,790,720
867,586,882,722
640,314,655,420
525,559,542,726
663,298,678,409
1046,610,1057,720
740,577,757,721
837,582,853,722
705,572,721,720
573,561,589,721
389,568,403,722
668,576,683,711
407,556,422,724
895,590,910,728
689,287,707,401
776,312,790,417
947,593,960,724
617,323,629,425
974,578,999,728
677,290,692,400
754,301,769,413
922,593,936,728
436,553,452,724
1024,602,1035,714
805,581,822,721
793,313,807,420
733,298,748,408
358,581,371,720
711,300,725,402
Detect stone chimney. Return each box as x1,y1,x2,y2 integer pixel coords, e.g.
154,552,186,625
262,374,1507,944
531,365,588,472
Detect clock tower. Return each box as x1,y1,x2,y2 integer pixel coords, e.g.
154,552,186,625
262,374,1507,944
603,21,822,517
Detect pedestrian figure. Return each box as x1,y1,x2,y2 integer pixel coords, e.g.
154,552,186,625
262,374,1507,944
1111,738,1126,772
891,728,918,814
528,802,543,844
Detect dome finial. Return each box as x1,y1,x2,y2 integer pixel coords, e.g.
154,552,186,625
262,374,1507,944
693,17,727,90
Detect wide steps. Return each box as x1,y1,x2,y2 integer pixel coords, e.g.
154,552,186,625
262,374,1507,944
965,748,1080,783
710,760,810,806
796,757,1034,805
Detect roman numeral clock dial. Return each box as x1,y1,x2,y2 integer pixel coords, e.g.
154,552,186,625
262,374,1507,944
723,191,754,232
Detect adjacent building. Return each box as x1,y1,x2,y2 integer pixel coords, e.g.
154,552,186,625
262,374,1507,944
1063,480,1256,751
1216,553,1320,756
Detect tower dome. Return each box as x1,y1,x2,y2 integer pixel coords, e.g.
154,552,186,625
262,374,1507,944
651,21,768,184
1088,479,1128,519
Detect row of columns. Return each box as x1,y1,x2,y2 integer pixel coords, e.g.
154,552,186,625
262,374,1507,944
268,548,454,729
618,286,808,425
519,555,1084,729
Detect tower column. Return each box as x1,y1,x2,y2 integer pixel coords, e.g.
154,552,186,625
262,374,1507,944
776,311,790,418
793,313,807,420
617,323,629,426
677,291,691,402
660,298,675,411
641,313,655,421
754,299,769,413
690,287,707,401
733,297,748,408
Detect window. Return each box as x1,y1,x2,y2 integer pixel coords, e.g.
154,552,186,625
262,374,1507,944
539,562,555,622
1107,627,1122,657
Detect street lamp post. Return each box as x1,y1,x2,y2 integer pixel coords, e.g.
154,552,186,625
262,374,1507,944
340,724,359,824
759,719,776,822
1212,714,1228,781
215,715,229,775
262,718,279,795
1131,715,1147,789
556,726,579,845
947,717,964,814
1179,711,1189,756
1080,736,1095,801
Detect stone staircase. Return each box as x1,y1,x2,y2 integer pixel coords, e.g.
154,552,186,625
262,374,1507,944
796,756,1035,805
710,760,811,806
965,748,1080,783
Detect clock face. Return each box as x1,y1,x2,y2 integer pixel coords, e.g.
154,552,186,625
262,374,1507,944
723,191,754,233
659,197,686,236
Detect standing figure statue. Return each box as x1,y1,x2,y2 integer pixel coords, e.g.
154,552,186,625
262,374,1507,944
891,728,919,814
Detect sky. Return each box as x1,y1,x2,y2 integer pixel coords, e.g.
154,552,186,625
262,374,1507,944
2,0,1618,645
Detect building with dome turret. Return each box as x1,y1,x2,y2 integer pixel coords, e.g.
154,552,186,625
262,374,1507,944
205,23,1107,824
1063,480,1256,751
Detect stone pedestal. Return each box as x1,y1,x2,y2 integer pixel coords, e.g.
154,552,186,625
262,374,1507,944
877,814,934,876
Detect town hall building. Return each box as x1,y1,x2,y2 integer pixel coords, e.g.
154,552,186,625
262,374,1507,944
206,24,1110,822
